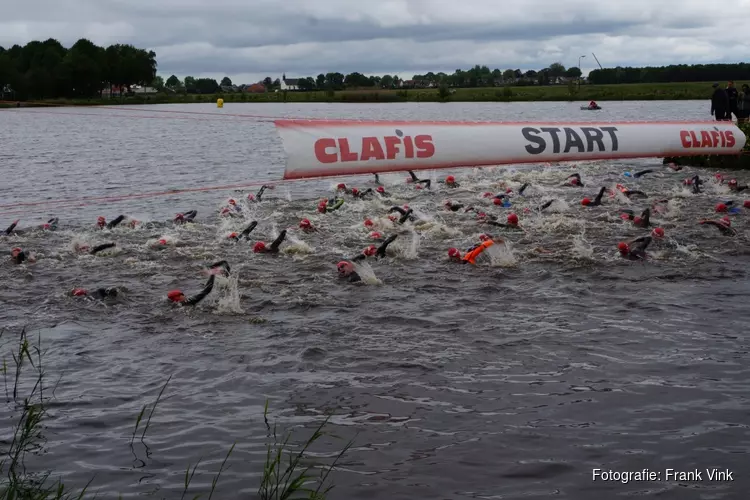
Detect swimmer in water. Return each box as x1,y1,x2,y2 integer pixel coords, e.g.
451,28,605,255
448,237,501,265
4,218,58,235
517,183,529,196
336,261,362,282
666,162,683,171
253,229,287,253
714,201,738,213
375,186,390,197
71,287,119,300
352,234,398,262
444,201,465,212
388,206,415,224
625,169,654,178
615,184,648,199
74,242,116,255
351,187,374,199
617,236,652,260
247,185,270,202
220,199,243,217
728,179,748,192
167,261,229,306
407,171,431,189
682,175,703,194
10,247,35,264
373,173,381,185
538,199,557,212
318,198,344,213
299,218,317,232
619,208,651,228
581,187,607,206
700,216,736,236
4,219,20,235
228,221,258,241
444,175,460,188
174,210,197,224
566,173,585,187
485,213,521,229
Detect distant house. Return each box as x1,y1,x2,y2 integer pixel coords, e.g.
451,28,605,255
245,83,266,93
279,73,299,91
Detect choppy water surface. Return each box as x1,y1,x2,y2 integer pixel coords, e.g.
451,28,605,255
1,101,750,499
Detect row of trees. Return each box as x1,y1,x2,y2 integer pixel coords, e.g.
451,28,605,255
0,38,156,99
587,63,750,85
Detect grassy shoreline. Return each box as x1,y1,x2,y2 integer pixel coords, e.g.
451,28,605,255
1,81,722,107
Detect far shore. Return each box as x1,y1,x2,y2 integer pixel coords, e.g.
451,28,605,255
0,81,729,108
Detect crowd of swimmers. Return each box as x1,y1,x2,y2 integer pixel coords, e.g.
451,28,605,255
5,168,749,307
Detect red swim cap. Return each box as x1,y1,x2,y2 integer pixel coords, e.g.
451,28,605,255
652,227,665,238
388,215,397,222
10,247,21,257
247,193,255,201
220,207,230,215
447,247,460,259
337,183,346,190
42,223,50,229
299,218,311,228
633,216,642,225
744,200,750,208
369,231,382,239
729,179,738,186
174,213,184,221
228,232,238,239
715,173,724,180
403,205,409,210
97,216,106,226
620,213,630,221
253,242,266,253
446,175,455,183
72,288,87,296
337,261,354,275
364,218,373,227
376,186,385,193
363,245,377,256
493,198,502,205
483,192,493,198
581,198,591,206
721,216,731,226
506,188,513,194
415,185,423,190
158,238,168,245
352,188,359,195
507,213,518,225
715,203,728,212
317,203,326,213
570,178,579,185
617,242,629,253
479,234,491,242
167,290,185,302
228,199,236,205
476,211,487,219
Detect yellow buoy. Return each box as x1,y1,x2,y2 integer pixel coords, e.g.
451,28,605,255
217,98,224,108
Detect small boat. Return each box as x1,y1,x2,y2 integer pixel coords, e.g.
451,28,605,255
581,105,601,110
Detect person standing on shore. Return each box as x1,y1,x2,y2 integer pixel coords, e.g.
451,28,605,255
711,83,729,121
739,84,750,123
726,81,739,121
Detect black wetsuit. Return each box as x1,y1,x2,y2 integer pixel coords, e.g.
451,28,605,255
445,202,464,212
91,243,116,255
353,235,398,262
254,185,267,202
567,173,584,187
208,260,231,276
539,200,556,211
44,218,59,230
685,175,703,194
727,86,739,120
377,189,390,197
353,188,374,199
89,287,119,300
585,187,607,206
182,275,215,306
388,206,416,224
701,220,737,236
620,208,651,227
633,169,653,179
11,250,30,264
176,210,197,223
518,183,529,195
408,171,431,189
622,188,647,199
231,221,258,241
711,87,729,120
622,236,652,260
258,230,287,253
4,220,19,235
106,215,126,229
373,173,381,185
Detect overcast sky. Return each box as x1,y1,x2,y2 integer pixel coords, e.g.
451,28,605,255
2,0,748,85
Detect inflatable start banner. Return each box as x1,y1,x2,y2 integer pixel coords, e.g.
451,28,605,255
274,119,747,180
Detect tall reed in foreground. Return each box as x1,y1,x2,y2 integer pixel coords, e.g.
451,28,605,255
1,327,353,498
0,327,91,499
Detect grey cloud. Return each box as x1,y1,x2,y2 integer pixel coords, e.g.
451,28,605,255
1,0,746,83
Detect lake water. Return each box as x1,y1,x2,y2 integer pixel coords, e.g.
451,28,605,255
1,100,749,500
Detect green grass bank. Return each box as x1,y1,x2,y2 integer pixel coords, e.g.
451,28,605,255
1,81,728,107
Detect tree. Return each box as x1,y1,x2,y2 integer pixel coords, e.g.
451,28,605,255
565,67,582,78
220,76,232,87
262,76,272,88
184,76,196,92
165,74,180,88
548,62,566,78
316,73,326,88
194,78,219,94
502,69,515,82
524,70,537,78
151,75,164,91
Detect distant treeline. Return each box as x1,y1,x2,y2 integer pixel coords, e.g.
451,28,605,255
0,38,156,99
588,63,750,85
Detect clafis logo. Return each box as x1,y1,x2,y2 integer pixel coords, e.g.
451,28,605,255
314,129,435,163
680,128,736,149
